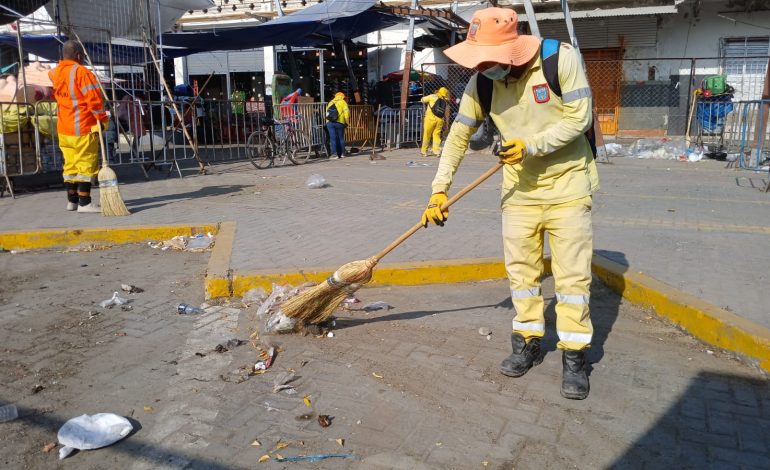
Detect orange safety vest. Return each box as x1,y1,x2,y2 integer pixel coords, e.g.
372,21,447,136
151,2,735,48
49,59,109,137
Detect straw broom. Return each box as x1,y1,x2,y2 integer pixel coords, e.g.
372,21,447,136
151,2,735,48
70,32,130,216
282,162,505,325
95,123,130,216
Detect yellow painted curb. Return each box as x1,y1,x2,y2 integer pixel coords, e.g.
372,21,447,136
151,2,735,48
231,258,520,296
205,221,235,300
0,223,220,251
592,253,770,372
225,252,770,372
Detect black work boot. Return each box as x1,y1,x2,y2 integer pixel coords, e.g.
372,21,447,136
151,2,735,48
500,333,542,377
561,350,589,400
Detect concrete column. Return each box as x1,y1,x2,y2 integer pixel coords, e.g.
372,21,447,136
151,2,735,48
264,46,275,96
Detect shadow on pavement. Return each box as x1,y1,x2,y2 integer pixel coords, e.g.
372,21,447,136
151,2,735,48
334,297,511,329
0,403,234,469
125,184,250,213
539,250,627,376
610,371,770,469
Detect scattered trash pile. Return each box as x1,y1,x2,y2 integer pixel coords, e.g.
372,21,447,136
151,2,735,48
618,138,705,162
627,138,685,160
148,233,214,252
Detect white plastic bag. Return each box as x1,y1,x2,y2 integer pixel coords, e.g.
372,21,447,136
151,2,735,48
57,413,133,459
100,292,129,309
604,143,623,156
306,174,327,189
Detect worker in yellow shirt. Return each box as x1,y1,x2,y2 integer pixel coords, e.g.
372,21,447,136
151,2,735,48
421,8,599,400
325,92,350,159
420,86,449,156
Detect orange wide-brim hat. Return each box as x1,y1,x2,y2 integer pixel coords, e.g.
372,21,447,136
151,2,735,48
444,7,541,69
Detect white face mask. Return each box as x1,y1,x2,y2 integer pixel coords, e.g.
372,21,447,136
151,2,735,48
481,64,511,81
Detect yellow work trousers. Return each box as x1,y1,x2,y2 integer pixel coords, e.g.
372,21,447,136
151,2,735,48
421,115,443,155
59,133,99,183
502,196,594,351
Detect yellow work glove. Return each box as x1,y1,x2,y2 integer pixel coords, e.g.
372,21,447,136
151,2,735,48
498,138,527,165
90,121,108,134
421,192,449,227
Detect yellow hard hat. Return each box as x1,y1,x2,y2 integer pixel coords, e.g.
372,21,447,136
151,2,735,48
437,87,449,98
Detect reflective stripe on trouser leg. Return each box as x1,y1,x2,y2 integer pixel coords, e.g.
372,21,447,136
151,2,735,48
546,196,594,350
59,134,99,183
503,204,546,342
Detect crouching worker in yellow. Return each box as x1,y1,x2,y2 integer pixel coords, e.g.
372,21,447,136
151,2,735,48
49,40,110,213
421,8,599,400
420,87,449,157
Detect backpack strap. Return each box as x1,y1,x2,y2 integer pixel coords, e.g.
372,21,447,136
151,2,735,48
541,38,562,98
476,73,493,117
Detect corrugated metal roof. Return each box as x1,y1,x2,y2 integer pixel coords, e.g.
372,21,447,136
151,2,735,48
519,5,678,22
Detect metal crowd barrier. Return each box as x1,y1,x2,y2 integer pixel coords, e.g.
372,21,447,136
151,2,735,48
734,100,770,170
376,106,424,150
1,97,419,195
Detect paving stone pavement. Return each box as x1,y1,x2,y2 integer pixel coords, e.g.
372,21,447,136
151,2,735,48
1,150,768,329
0,246,768,469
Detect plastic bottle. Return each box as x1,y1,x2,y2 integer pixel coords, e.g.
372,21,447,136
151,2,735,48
177,304,204,315
0,404,18,422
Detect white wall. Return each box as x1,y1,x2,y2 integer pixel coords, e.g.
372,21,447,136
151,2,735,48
364,25,454,81
626,3,770,81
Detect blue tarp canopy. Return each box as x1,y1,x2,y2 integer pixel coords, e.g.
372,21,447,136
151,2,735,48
0,34,198,65
161,0,405,51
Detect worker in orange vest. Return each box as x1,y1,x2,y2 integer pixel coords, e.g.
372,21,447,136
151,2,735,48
49,40,109,213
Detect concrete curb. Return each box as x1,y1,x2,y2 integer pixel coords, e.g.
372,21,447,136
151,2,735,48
212,244,770,372
205,221,235,299
591,254,770,372
0,223,220,251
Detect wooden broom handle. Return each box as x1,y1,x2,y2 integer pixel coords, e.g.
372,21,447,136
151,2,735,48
96,122,108,167
372,162,504,262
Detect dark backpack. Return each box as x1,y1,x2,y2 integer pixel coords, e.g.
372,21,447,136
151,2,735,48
475,38,597,158
430,97,447,117
326,104,339,122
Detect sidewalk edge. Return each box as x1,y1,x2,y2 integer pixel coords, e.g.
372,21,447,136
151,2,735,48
223,255,770,372
0,224,219,251
205,221,235,299
592,253,770,373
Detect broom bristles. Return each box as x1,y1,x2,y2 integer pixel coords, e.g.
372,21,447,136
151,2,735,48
281,257,378,323
98,166,130,217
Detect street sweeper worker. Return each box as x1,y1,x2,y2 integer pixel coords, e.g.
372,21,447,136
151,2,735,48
325,91,350,159
420,86,449,157
420,7,599,400
49,40,109,213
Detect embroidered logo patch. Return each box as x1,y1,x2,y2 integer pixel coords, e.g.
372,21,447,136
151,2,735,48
468,20,481,41
532,84,550,103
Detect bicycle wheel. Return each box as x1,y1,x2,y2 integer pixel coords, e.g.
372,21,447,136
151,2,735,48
287,146,312,165
247,131,274,169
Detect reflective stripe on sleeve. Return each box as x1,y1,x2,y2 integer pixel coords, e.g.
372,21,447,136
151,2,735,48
512,321,545,332
69,64,81,136
557,331,593,344
81,83,100,94
510,287,542,299
555,293,590,304
454,113,484,128
561,87,591,104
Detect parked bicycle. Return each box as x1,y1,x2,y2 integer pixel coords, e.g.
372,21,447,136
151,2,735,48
247,115,311,169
